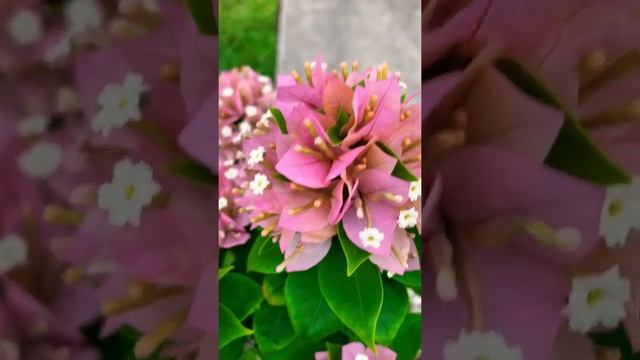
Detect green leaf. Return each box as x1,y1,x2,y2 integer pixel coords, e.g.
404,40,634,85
589,325,637,359
391,161,419,182
219,265,234,280
247,232,283,274
185,0,217,36
376,280,409,345
168,160,216,185
393,270,421,292
285,268,342,339
262,273,287,306
219,304,253,348
219,337,246,360
337,222,370,276
318,245,383,350
495,58,630,186
326,343,342,360
219,273,263,320
254,304,296,352
401,93,407,103
375,142,418,182
545,117,631,185
260,339,326,360
270,107,288,134
327,107,351,144
390,314,421,360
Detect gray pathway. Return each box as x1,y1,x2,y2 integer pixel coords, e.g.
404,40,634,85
277,0,421,94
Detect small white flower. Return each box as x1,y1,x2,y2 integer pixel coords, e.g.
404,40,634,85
600,178,640,247
17,114,47,136
310,61,328,71
399,81,408,90
359,227,384,249
224,167,239,180
258,75,271,83
249,173,270,195
398,207,419,229
354,354,369,360
223,158,235,167
18,141,62,179
407,288,422,314
0,340,20,360
0,234,28,273
221,87,234,97
221,125,233,138
7,9,42,46
239,121,252,136
97,159,161,227
65,0,104,36
257,111,272,128
566,266,630,332
219,197,228,210
245,105,258,117
92,73,147,136
408,179,421,202
262,83,273,95
45,34,72,64
444,329,522,360
247,146,266,167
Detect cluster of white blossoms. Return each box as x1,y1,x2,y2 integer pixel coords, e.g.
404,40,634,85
408,179,421,202
398,207,419,229
98,158,161,227
600,177,640,247
444,330,523,360
7,9,43,46
18,141,62,179
0,234,28,273
16,114,48,137
359,227,384,249
354,354,369,360
249,173,270,196
566,266,631,333
92,73,148,136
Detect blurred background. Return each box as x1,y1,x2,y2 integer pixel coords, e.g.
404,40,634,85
219,0,421,92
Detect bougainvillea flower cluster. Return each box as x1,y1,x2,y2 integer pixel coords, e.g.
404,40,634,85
237,57,421,275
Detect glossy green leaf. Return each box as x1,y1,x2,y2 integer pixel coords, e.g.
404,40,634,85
185,0,217,36
285,268,342,339
219,273,263,320
260,339,326,360
327,107,350,144
393,270,421,292
247,232,283,274
263,273,287,306
376,280,409,345
375,142,419,182
269,107,288,134
337,222,370,276
390,314,421,360
168,160,216,185
495,58,630,186
219,304,253,348
318,245,383,350
327,343,342,360
254,304,296,352
219,337,245,360
219,265,234,280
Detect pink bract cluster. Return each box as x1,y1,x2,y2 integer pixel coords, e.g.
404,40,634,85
236,58,422,275
218,66,276,249
0,1,216,359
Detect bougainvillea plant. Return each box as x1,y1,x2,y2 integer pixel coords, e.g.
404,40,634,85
218,59,422,359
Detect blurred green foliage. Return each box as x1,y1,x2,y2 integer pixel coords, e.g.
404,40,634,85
219,0,280,77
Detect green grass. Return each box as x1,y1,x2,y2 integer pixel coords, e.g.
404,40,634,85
219,0,280,78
